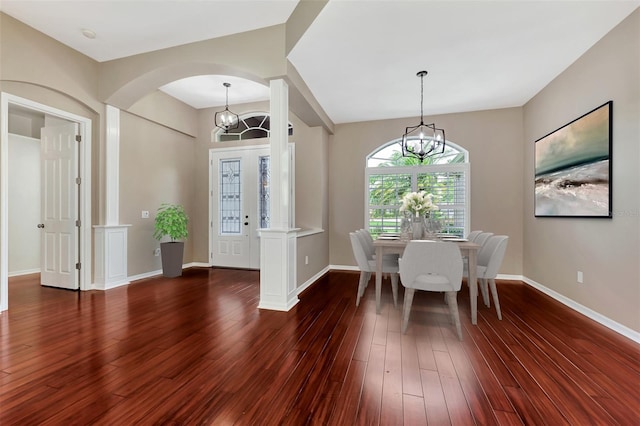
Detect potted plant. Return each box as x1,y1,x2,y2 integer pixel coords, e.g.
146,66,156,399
153,203,188,277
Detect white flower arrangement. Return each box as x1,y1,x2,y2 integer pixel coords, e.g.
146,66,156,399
399,191,439,217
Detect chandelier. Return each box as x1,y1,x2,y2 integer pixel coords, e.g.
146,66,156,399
401,71,446,162
214,82,239,133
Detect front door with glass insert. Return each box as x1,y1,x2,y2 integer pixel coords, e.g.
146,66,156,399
210,147,269,269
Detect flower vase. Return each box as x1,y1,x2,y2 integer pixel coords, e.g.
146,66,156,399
411,215,425,240
423,214,435,239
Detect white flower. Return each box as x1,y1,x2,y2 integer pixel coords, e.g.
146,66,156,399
399,191,439,216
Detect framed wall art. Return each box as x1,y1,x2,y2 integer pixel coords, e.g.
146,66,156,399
534,100,612,218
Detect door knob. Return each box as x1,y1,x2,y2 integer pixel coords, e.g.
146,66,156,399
37,224,45,229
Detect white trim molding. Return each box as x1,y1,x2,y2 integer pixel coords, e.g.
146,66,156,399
297,228,324,238
297,266,330,296
329,264,360,272
8,269,41,278
522,276,640,344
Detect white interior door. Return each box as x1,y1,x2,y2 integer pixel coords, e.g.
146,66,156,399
40,122,78,289
210,147,269,269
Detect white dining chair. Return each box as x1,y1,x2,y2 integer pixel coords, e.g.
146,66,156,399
356,229,399,262
350,232,399,307
466,230,483,242
398,241,464,340
356,229,378,259
475,235,509,320
473,232,494,247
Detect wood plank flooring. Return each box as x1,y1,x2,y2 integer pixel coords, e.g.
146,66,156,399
1,269,638,425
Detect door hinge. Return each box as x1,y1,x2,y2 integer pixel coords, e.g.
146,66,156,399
75,262,81,270
75,135,81,143
76,177,81,185
75,220,81,227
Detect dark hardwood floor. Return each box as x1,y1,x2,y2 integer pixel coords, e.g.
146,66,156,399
1,269,638,425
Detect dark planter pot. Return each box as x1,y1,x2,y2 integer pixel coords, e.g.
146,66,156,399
161,242,184,278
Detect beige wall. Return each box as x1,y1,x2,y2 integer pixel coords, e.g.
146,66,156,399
0,14,101,113
329,108,524,275
523,10,640,331
119,111,196,276
129,90,198,137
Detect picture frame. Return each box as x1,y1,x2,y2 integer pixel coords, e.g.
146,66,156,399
534,101,612,218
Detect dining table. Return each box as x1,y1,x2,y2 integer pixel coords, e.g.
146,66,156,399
373,236,482,325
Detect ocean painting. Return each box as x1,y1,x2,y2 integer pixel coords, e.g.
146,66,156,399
535,101,612,217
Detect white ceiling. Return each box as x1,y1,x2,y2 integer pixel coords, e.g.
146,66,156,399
1,0,638,124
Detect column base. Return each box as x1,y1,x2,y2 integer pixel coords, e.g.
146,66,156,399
258,228,298,311
93,225,131,290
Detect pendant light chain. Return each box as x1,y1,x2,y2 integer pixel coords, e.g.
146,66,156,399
420,71,424,125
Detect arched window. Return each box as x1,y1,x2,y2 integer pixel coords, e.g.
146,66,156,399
212,112,293,142
366,139,470,237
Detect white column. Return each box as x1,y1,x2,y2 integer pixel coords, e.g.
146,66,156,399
105,105,120,225
269,79,291,229
94,105,130,289
258,79,299,311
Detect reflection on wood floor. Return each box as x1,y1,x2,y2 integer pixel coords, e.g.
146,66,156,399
1,269,638,425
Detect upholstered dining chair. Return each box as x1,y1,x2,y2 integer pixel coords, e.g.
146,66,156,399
473,232,494,248
398,241,464,340
356,229,399,262
474,235,509,320
355,229,376,259
466,230,483,242
350,232,399,307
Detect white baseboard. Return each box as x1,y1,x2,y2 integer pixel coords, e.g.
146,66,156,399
297,266,330,295
329,264,360,272
91,279,131,291
122,263,210,287
522,276,640,344
496,274,523,281
187,262,211,268
8,268,40,277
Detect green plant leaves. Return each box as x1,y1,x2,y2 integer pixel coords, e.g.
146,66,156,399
153,203,188,242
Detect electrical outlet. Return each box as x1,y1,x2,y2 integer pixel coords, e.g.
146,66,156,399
305,255,309,265
142,210,150,219
154,248,161,256
577,271,583,283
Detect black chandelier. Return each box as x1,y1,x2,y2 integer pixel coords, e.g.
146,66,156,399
214,82,239,133
401,71,446,162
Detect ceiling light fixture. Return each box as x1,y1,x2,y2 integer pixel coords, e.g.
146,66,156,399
81,28,96,39
401,71,446,162
214,82,239,133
